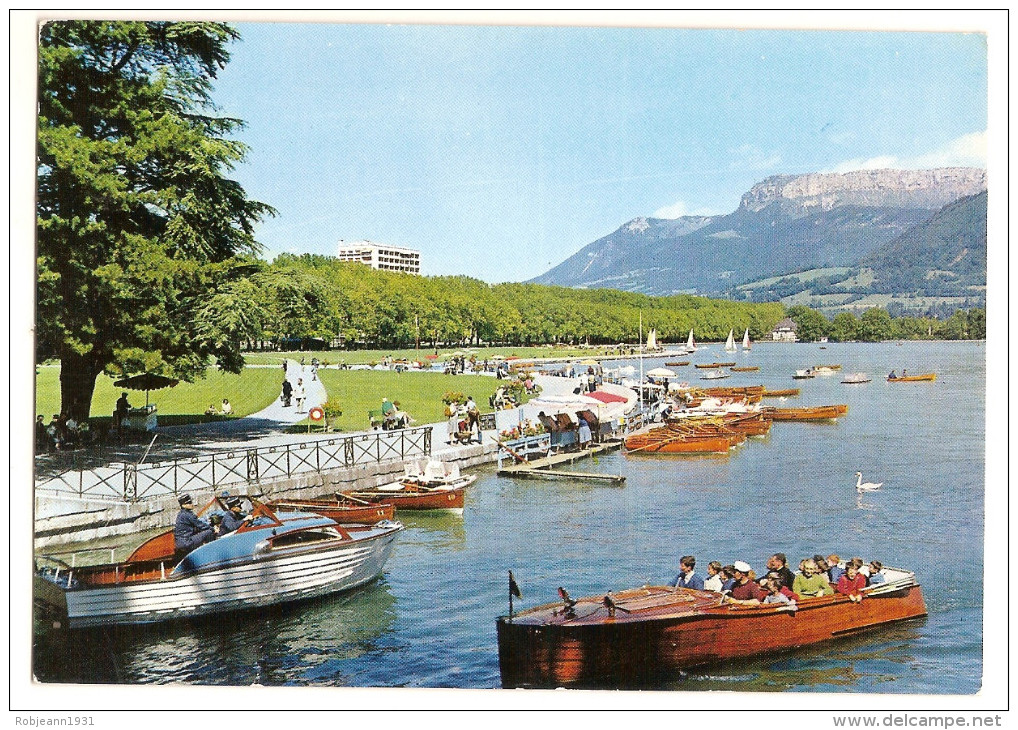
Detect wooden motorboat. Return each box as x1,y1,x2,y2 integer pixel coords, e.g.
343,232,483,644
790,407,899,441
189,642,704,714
625,424,743,454
761,388,799,398
762,404,848,422
34,497,404,628
841,373,872,384
269,497,396,524
701,385,764,401
496,568,927,688
887,373,936,382
695,362,736,369
730,366,759,372
341,459,478,513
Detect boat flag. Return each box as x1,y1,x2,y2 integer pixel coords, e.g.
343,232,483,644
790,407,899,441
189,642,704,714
509,570,522,617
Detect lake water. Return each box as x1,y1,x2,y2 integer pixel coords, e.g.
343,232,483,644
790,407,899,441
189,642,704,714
33,341,986,694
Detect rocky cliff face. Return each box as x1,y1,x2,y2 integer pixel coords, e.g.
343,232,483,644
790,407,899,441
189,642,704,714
739,168,986,216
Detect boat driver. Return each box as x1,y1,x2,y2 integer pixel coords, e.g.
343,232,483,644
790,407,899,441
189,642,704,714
174,494,217,558
219,497,253,535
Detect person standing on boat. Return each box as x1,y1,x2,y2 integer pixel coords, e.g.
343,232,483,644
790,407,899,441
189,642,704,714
219,497,252,535
669,555,705,591
174,494,217,557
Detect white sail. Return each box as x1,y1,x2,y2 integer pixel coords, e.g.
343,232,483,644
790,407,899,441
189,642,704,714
725,329,736,352
647,329,657,350
687,329,695,350
742,328,752,350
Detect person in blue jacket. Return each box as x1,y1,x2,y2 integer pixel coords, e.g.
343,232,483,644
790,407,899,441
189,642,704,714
174,494,216,557
219,497,252,535
668,555,705,591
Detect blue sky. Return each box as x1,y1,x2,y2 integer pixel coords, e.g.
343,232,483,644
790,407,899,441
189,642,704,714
210,21,987,283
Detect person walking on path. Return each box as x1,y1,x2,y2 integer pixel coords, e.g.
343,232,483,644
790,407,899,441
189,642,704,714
294,378,307,413
281,379,293,407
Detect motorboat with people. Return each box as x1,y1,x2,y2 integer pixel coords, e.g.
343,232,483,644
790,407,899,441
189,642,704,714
34,496,404,628
496,566,926,688
340,459,478,513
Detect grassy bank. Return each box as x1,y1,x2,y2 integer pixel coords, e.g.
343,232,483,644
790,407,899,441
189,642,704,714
34,366,284,421
312,370,504,432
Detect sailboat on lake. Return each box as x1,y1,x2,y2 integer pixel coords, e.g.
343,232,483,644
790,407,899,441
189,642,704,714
724,329,737,353
742,328,752,351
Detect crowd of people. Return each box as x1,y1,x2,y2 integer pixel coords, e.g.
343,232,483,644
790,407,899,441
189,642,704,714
667,552,888,606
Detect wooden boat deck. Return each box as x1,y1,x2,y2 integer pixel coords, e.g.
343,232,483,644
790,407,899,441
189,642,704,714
498,442,624,483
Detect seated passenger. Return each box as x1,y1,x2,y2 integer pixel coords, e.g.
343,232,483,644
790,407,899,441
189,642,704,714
826,554,845,586
836,562,867,602
762,577,795,606
174,494,217,558
703,561,724,592
867,560,886,584
763,571,800,602
792,559,834,597
725,561,766,604
765,553,796,590
720,565,737,592
218,497,252,534
668,555,705,591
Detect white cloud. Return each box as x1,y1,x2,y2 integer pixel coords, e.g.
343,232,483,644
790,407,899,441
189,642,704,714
652,200,721,219
825,131,986,173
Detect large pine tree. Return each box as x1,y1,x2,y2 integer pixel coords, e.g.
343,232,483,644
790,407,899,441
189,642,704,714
36,21,274,420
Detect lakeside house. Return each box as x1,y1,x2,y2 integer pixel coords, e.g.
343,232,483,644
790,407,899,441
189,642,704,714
771,318,798,342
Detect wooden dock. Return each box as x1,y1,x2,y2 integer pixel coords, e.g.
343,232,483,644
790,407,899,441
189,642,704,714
497,442,625,484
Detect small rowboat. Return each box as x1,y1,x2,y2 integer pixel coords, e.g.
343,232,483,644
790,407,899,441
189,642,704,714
665,361,690,367
700,369,731,380
792,369,816,379
270,497,395,524
34,497,404,628
887,373,936,382
496,568,927,688
761,388,799,397
695,362,736,369
730,366,759,372
762,404,848,422
341,459,477,514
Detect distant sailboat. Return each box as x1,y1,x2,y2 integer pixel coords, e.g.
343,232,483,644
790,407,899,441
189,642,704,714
686,329,696,352
647,329,658,351
742,328,752,351
724,329,737,353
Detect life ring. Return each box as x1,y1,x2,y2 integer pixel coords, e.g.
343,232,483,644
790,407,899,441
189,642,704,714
309,407,325,422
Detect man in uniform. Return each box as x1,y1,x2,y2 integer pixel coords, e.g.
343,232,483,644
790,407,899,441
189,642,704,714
174,494,216,557
219,497,253,535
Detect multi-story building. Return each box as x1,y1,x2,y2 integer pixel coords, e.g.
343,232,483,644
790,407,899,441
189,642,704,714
335,240,420,274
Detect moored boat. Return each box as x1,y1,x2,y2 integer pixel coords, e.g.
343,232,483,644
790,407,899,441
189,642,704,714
792,368,816,379
730,366,759,372
270,496,396,523
665,361,690,367
34,498,404,628
887,373,936,382
695,362,736,369
700,369,731,380
496,568,927,688
762,404,848,422
341,459,477,513
814,364,842,371
761,388,799,398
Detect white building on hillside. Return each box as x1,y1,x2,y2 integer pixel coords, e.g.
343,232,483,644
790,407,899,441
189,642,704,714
771,318,798,342
336,241,420,274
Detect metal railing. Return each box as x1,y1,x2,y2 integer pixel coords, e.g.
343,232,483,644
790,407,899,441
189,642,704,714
36,427,433,502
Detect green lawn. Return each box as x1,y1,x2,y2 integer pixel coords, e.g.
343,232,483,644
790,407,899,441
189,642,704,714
35,366,285,422
313,370,506,432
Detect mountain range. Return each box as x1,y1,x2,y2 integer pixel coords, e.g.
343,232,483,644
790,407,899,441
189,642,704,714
529,167,987,313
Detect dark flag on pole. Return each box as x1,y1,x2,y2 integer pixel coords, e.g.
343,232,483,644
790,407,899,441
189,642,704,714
508,570,522,617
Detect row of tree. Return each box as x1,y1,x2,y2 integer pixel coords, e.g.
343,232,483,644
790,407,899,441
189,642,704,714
786,305,986,343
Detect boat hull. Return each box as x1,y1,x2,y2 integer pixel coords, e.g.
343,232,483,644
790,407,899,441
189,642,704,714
269,499,396,523
342,487,465,512
763,404,848,422
888,374,936,382
37,526,401,628
497,583,927,688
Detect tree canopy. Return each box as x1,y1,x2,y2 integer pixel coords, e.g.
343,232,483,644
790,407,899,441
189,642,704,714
37,21,274,419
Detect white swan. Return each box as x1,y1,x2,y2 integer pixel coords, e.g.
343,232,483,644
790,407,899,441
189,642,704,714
855,472,883,492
